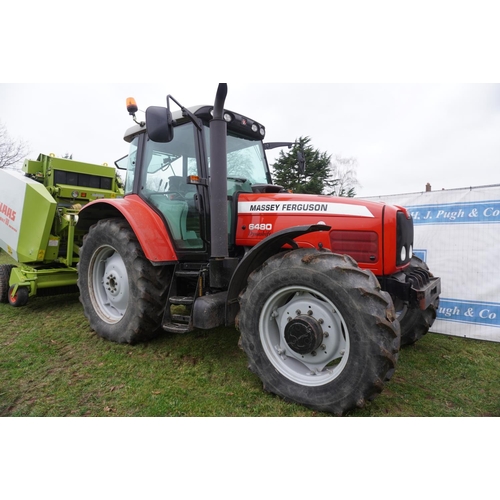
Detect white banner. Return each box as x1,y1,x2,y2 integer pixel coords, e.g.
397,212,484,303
363,185,500,342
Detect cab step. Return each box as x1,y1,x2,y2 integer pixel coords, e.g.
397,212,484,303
170,296,195,306
162,322,192,334
162,264,206,335
175,270,201,279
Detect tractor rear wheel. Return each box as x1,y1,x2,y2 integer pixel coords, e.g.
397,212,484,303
396,256,439,347
78,218,172,344
0,264,14,303
238,249,401,416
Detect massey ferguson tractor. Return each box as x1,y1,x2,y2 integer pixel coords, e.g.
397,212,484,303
75,84,441,415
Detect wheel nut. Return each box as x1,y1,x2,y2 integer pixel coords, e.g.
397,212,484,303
296,310,301,315
307,310,313,316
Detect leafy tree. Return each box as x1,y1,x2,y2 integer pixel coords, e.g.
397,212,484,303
272,137,332,195
271,137,360,197
0,121,29,169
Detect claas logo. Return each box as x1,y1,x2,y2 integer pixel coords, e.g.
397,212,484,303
0,202,17,222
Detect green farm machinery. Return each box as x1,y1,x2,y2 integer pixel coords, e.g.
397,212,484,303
0,154,123,306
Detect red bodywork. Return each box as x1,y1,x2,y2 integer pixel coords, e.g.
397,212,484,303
80,193,409,277
78,195,178,263
236,193,408,277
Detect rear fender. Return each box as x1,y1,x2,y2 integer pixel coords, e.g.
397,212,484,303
226,224,331,326
77,195,178,263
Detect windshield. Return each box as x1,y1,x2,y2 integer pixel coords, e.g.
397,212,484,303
204,126,271,186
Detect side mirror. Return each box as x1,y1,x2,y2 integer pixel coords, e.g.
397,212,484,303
145,106,174,143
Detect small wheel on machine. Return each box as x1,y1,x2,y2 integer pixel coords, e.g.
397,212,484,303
0,264,15,303
8,285,29,307
239,249,401,416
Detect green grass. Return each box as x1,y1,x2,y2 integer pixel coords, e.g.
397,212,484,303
1,250,500,417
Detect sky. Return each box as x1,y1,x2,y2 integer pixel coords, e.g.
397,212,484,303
1,83,499,198
1,3,499,198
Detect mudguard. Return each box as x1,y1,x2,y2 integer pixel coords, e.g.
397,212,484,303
226,224,331,326
77,194,178,264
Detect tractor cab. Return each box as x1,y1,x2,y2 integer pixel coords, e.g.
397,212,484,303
117,103,273,257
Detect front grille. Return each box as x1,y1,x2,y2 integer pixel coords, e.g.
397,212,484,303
330,230,379,263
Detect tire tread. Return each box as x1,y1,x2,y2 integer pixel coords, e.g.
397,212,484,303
239,249,401,415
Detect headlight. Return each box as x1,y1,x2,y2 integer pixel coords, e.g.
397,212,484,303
401,246,407,262
396,211,414,266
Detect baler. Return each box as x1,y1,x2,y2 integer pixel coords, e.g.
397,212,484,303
0,153,123,306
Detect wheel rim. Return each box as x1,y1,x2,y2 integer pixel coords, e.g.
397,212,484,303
89,245,130,324
259,286,350,387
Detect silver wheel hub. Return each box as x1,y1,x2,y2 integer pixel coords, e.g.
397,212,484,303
90,246,130,324
284,314,324,355
260,287,350,387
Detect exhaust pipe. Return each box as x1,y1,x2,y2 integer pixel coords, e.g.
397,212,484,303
210,83,229,259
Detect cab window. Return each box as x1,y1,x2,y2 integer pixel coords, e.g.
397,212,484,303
140,123,203,250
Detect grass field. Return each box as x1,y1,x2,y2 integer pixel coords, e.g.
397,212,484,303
1,250,499,417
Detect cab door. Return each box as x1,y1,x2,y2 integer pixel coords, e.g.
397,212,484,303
138,123,206,252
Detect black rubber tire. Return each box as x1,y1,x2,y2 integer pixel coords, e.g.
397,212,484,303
78,218,172,344
8,285,29,307
0,264,14,303
397,256,439,347
238,249,401,416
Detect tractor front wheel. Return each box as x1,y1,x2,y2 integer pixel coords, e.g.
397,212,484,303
396,256,439,347
238,249,401,416
78,218,172,344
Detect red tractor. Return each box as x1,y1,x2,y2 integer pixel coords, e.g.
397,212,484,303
76,84,441,415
